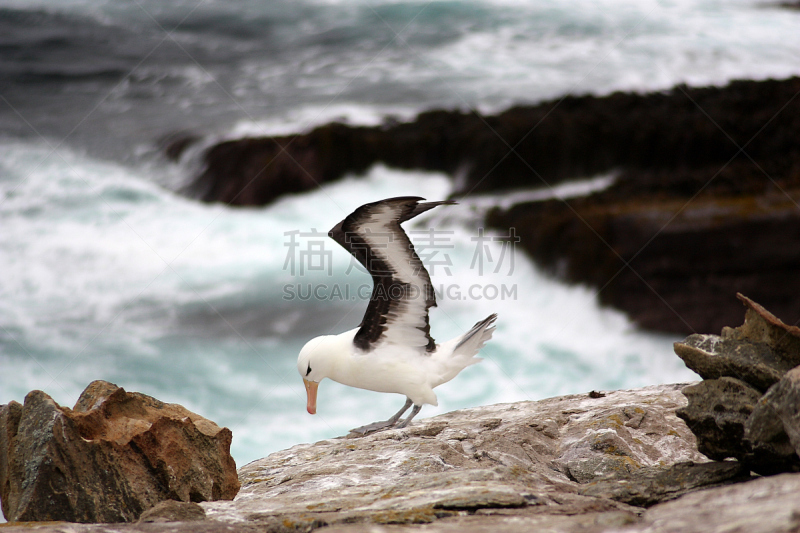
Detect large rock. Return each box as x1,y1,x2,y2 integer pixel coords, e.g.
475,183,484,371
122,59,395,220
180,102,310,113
674,334,792,392
675,295,800,474
674,293,800,392
487,188,800,335
675,377,762,461
0,381,239,523
723,293,800,367
746,366,800,460
189,78,800,209
200,384,709,527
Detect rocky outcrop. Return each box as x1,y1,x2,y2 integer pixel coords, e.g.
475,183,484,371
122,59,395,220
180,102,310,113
0,381,239,523
5,382,800,533
186,77,800,334
202,383,708,527
675,294,800,474
746,367,800,460
488,193,800,334
188,77,800,208
677,377,764,463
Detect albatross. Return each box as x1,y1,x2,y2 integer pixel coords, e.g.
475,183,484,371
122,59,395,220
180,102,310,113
297,196,497,434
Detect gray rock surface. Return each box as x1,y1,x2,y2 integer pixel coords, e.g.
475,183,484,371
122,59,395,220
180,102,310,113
674,294,800,474
747,366,800,460
137,501,207,523
725,294,800,366
676,377,762,461
674,334,792,392
579,460,743,507
201,383,703,527
633,472,800,533
674,293,800,393
0,381,239,523
2,383,800,533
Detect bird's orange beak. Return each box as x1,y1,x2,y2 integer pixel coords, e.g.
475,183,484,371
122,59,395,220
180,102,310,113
303,379,318,415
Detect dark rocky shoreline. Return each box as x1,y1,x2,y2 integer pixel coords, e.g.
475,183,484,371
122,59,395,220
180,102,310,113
182,77,800,334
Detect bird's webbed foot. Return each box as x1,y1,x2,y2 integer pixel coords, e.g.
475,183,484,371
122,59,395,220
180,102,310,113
348,398,416,436
348,419,398,436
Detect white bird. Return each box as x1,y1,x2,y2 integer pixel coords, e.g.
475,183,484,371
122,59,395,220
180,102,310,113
297,196,497,435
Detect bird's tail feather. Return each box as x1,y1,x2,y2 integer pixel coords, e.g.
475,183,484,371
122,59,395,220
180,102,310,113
430,313,496,388
454,313,497,356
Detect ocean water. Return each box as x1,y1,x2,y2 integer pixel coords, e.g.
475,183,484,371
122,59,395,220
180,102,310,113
1,0,799,469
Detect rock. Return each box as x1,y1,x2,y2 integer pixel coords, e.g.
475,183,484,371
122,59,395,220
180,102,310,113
200,384,704,527
634,472,800,533
674,296,800,474
189,77,800,209
675,377,762,462
673,294,800,394
674,334,793,392
556,403,695,484
3,384,800,533
137,501,206,523
579,460,743,507
158,131,201,162
0,400,22,519
746,366,800,461
487,190,800,335
0,381,239,523
725,293,800,367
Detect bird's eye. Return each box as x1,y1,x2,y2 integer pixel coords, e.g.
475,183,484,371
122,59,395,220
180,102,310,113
306,364,312,376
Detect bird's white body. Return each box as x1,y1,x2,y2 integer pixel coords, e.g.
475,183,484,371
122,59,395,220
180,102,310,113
298,319,492,407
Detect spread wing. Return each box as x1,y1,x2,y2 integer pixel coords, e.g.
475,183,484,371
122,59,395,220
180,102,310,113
328,196,455,353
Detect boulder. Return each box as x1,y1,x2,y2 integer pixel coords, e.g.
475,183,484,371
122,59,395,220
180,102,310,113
0,381,239,523
200,384,710,527
487,189,800,335
674,334,792,392
676,377,762,461
675,295,800,474
189,78,800,210
746,366,800,460
723,293,800,367
674,294,800,393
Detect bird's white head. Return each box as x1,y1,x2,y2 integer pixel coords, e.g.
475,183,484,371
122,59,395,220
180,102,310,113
297,335,334,415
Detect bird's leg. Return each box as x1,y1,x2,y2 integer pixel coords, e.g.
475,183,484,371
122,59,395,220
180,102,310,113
385,397,414,425
349,398,413,435
394,404,422,429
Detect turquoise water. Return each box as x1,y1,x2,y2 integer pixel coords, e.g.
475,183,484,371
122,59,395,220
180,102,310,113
0,146,692,463
2,0,799,468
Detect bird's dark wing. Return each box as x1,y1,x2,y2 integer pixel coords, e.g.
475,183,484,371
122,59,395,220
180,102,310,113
328,196,455,353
